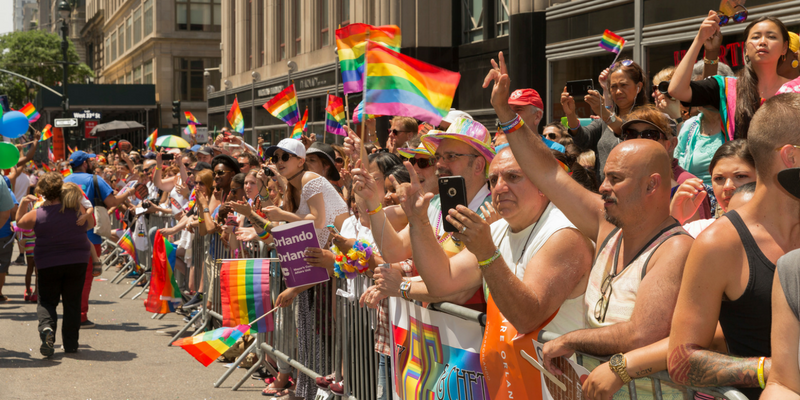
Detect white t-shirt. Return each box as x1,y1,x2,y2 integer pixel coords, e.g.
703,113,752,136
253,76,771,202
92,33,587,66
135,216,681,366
13,173,30,201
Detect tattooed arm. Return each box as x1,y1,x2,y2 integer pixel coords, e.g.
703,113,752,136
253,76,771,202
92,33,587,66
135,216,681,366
667,343,767,387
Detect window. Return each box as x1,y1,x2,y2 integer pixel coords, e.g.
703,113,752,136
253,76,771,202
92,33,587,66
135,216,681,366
319,0,329,48
277,0,285,60
463,0,483,43
128,71,133,84
496,0,509,37
339,0,350,26
126,17,132,50
143,60,153,84
134,65,142,84
257,0,264,67
105,37,110,64
110,31,117,61
144,0,153,36
176,0,221,32
293,0,301,56
134,7,142,43
118,25,125,54
174,58,220,101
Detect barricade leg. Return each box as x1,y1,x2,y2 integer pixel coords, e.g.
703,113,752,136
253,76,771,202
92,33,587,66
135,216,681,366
110,259,134,283
215,340,258,388
119,273,147,298
168,307,205,346
131,278,149,300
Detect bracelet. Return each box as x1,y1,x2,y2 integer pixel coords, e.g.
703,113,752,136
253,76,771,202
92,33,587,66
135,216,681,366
478,249,501,270
399,280,412,300
757,357,766,389
499,115,518,126
198,217,204,223
703,57,719,65
500,114,525,134
367,203,383,215
257,229,271,241
568,123,581,131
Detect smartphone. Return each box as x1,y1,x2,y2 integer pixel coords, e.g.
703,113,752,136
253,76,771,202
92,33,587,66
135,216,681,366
438,176,467,233
326,224,341,236
566,79,595,98
161,153,175,161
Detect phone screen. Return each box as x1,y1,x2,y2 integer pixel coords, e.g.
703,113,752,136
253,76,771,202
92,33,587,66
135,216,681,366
566,79,595,98
438,176,467,233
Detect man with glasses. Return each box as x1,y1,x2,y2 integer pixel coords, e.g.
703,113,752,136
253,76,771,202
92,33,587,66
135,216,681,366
237,152,261,175
398,137,439,196
543,121,568,142
387,116,417,154
508,88,566,152
485,52,694,397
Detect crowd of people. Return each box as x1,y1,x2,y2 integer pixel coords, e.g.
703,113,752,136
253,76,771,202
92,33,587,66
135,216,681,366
2,10,800,400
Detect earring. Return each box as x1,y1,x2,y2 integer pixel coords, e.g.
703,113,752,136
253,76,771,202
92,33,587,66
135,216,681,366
744,54,750,63
793,60,799,69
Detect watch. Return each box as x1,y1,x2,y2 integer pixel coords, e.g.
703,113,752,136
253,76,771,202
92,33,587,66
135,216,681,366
399,280,412,300
606,112,617,124
609,353,632,384
203,208,210,213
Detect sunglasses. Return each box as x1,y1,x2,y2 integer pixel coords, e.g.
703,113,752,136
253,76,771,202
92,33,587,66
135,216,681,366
237,162,246,168
718,8,747,26
388,129,412,135
184,163,191,168
434,152,478,163
623,128,666,141
594,273,614,322
652,81,670,94
406,157,433,169
334,157,344,164
270,153,295,163
214,169,232,177
544,133,558,140
613,59,634,68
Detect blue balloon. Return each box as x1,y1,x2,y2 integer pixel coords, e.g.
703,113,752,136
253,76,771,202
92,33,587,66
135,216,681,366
1,111,30,139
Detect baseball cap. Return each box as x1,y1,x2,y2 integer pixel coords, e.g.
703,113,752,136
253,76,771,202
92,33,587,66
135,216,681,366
508,89,544,110
441,109,473,125
620,118,670,138
306,142,341,181
264,138,307,159
190,144,202,153
67,151,96,167
198,146,213,156
193,161,212,172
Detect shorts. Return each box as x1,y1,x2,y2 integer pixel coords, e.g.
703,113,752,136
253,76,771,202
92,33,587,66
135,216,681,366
0,235,14,274
22,231,36,257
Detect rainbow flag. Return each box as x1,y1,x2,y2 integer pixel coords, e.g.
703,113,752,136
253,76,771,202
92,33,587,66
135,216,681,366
145,129,157,151
336,23,402,94
599,29,625,54
67,145,76,154
184,124,196,137
184,188,197,212
353,99,379,123
184,111,200,125
325,94,346,136
172,325,250,367
109,140,117,151
19,102,40,123
220,259,274,333
291,109,308,139
60,167,72,178
258,145,265,160
41,163,51,172
363,41,460,126
144,231,181,314
117,229,139,269
263,85,300,126
40,124,53,141
227,97,245,134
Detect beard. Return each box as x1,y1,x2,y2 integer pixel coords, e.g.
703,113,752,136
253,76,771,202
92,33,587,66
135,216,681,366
601,193,622,227
435,167,453,178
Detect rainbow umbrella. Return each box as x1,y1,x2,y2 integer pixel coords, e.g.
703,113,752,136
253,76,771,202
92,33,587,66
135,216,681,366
155,135,190,149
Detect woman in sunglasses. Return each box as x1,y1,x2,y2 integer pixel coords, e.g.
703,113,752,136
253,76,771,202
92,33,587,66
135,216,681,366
670,12,800,139
561,58,649,184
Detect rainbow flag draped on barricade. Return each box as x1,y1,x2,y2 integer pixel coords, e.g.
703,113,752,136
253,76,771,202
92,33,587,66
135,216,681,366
291,109,308,139
227,97,245,134
325,94,346,136
363,41,460,127
335,23,402,94
117,229,139,271
263,84,301,126
219,259,274,333
172,325,250,367
144,231,182,313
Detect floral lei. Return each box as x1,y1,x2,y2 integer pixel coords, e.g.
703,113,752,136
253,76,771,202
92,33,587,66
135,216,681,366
332,239,374,279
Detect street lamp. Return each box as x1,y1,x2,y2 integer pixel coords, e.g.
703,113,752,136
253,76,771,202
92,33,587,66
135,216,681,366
286,61,297,137
58,0,71,155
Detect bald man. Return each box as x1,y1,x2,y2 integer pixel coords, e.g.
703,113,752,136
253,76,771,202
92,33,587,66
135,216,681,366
484,52,694,393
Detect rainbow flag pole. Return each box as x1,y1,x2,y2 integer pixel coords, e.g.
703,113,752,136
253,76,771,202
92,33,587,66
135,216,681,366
599,29,627,68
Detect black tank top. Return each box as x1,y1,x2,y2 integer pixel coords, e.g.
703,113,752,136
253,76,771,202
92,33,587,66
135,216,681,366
718,211,775,399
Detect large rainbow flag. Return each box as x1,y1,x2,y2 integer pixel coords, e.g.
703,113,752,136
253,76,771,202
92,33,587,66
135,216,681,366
363,41,460,126
227,97,245,134
336,23,402,94
40,124,53,141
117,229,139,270
263,84,300,126
172,324,250,367
353,99,379,124
184,111,200,125
144,231,182,314
220,259,274,333
20,102,40,123
145,129,158,151
325,94,346,136
291,109,308,140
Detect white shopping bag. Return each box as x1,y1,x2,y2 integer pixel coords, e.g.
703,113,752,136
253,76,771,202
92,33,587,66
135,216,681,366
133,215,149,250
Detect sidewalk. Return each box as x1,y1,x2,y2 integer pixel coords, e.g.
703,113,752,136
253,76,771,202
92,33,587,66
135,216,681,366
0,247,278,399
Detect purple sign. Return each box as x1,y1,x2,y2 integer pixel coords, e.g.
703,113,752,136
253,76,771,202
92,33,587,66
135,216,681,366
270,220,330,288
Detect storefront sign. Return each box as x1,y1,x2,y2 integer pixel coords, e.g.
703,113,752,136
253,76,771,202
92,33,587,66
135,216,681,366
73,109,103,120
256,71,336,98
674,41,747,68
257,84,286,98
84,120,99,139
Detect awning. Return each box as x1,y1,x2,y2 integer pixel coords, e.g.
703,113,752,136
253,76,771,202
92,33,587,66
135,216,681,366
89,120,145,136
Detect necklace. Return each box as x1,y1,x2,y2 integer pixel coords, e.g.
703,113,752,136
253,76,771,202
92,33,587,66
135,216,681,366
500,218,540,270
286,169,304,183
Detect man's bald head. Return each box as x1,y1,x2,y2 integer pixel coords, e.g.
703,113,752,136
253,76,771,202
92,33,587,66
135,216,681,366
608,140,672,189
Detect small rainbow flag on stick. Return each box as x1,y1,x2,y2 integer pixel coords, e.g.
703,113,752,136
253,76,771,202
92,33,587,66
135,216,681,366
227,97,245,134
364,41,460,126
599,29,626,68
41,163,51,172
20,102,40,123
117,229,139,269
336,23,402,94
144,231,181,314
109,141,117,151
291,109,308,139
184,124,196,137
60,167,72,178
172,325,250,367
184,111,200,125
220,259,274,333
40,124,53,141
145,129,157,151
325,94,347,137
263,85,300,126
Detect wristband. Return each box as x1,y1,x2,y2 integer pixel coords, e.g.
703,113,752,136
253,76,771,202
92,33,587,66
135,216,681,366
703,57,719,65
257,229,271,241
500,114,525,134
478,249,501,270
399,280,412,300
367,203,383,215
757,357,766,389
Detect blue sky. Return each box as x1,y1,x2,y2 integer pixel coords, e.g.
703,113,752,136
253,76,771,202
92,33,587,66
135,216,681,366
0,0,13,35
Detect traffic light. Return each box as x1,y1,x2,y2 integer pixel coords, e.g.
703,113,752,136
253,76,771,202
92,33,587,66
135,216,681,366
172,100,181,121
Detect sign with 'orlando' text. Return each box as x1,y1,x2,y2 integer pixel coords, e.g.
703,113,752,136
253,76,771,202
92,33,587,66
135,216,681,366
270,220,330,288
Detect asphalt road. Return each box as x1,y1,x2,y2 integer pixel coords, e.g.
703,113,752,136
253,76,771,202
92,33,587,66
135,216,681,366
0,247,279,400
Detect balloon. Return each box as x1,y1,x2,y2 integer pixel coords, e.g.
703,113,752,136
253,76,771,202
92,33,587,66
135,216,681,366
1,111,30,139
0,142,20,169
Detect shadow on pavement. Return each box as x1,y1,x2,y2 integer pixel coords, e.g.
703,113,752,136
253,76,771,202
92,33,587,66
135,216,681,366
0,346,138,367
92,322,179,332
0,348,62,368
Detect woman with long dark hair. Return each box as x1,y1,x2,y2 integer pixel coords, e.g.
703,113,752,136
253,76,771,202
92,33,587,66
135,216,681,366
670,12,800,139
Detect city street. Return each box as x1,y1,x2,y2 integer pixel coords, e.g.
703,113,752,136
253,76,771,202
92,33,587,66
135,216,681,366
0,247,271,400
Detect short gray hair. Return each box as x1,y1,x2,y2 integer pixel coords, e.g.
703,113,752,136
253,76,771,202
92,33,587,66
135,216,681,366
692,60,735,80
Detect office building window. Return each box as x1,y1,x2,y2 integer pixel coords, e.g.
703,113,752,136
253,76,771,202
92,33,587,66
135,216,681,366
134,7,142,43
144,0,153,36
126,17,132,50
134,66,142,84
319,0,329,48
277,0,285,60
293,0,301,56
496,0,509,37
339,0,350,26
257,0,264,67
463,0,483,43
105,38,110,63
118,25,125,54
176,0,221,32
174,58,220,101
143,60,153,84
230,1,236,73
110,31,117,61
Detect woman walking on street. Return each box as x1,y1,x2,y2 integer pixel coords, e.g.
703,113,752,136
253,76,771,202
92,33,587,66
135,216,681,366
15,173,93,357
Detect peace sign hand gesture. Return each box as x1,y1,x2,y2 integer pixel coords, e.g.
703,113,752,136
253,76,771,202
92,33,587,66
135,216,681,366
481,51,516,122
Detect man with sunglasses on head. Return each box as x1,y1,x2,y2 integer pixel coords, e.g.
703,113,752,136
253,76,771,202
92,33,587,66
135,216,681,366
485,51,694,398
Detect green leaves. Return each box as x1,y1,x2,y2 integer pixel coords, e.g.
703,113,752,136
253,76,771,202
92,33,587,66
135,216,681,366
0,30,94,109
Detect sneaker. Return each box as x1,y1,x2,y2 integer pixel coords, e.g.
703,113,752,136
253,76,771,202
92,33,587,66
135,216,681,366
329,381,344,396
64,348,78,353
13,254,25,265
182,292,203,309
80,320,95,329
39,328,55,357
29,293,38,303
183,309,199,323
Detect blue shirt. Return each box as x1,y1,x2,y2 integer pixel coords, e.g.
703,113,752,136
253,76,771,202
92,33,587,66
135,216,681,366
543,137,566,153
65,172,113,244
0,176,19,238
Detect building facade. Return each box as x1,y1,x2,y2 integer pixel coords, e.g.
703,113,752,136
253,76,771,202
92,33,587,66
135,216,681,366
544,0,800,122
211,0,550,147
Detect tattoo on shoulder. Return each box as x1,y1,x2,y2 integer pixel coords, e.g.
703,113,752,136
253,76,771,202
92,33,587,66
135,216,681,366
668,343,761,387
